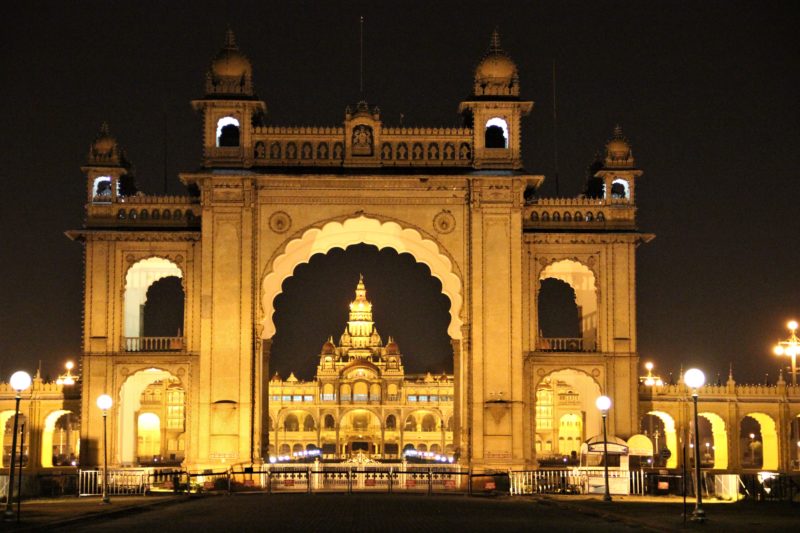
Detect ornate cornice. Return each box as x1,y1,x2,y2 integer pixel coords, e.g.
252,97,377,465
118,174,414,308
65,230,201,242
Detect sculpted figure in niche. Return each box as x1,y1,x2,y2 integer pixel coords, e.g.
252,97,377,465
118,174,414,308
302,142,312,159
286,142,297,159
254,142,266,159
459,143,471,159
397,143,408,160
428,143,439,160
333,142,343,159
381,143,392,160
444,143,455,160
352,125,374,156
270,142,281,159
317,143,329,159
412,143,423,160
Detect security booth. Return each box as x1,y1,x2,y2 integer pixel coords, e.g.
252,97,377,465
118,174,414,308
580,435,630,495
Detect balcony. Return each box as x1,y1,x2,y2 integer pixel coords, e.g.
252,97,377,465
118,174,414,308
536,337,595,352
125,336,185,352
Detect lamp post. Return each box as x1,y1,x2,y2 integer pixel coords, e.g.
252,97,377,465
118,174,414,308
595,395,612,502
684,368,706,522
96,394,113,504
3,371,32,522
56,361,77,386
773,320,799,386
640,362,664,387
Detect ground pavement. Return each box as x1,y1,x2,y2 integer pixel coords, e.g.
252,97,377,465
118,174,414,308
1,493,797,532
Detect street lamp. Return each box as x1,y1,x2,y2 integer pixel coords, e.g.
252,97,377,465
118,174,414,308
96,394,113,504
640,362,664,387
56,361,77,386
773,320,799,386
595,395,612,502
3,371,32,522
684,368,706,523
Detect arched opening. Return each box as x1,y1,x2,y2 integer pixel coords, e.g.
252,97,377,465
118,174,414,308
303,414,315,431
116,369,186,466
421,414,438,432
740,413,778,470
2,411,29,468
484,117,509,149
610,179,629,199
537,260,598,352
386,415,397,430
404,415,417,432
284,414,299,432
323,414,335,430
92,176,113,201
640,411,679,468
216,116,240,147
124,258,184,352
697,412,728,469
41,410,80,468
534,369,602,464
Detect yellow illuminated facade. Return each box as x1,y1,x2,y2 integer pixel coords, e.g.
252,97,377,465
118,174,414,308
267,276,454,459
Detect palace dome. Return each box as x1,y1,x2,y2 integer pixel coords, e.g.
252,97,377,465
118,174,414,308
605,125,634,165
321,340,336,355
92,122,116,154
475,52,517,83
385,340,399,355
211,29,252,79
473,29,520,97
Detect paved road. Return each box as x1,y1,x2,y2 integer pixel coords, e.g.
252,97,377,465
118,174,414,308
67,494,642,532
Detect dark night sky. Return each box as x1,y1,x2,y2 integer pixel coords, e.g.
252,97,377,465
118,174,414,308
1,1,798,383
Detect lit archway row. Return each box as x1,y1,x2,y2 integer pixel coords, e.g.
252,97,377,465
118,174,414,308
261,215,463,339
41,410,76,468
698,412,728,470
745,412,779,470
645,411,678,468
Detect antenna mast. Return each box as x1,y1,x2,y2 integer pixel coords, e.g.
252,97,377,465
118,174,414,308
359,16,366,100
552,59,560,197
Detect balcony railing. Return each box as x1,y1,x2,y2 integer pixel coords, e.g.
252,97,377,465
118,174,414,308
537,338,594,352
125,337,185,352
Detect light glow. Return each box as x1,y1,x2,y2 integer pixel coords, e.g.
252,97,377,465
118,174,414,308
595,395,611,412
97,394,113,410
684,368,706,389
10,371,32,392
788,320,798,331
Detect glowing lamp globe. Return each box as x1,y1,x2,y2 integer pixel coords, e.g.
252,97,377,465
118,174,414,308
788,320,798,331
10,371,32,392
684,368,706,389
595,395,612,412
645,362,654,371
97,394,113,411
774,345,785,356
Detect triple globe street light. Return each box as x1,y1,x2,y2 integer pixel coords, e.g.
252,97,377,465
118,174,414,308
773,320,799,386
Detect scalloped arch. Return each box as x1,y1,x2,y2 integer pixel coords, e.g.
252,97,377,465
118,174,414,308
261,215,463,339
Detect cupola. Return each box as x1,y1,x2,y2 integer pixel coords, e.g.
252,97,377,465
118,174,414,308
473,29,520,98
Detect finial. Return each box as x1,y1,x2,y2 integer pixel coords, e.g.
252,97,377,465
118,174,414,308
728,363,734,381
224,27,237,49
613,124,624,138
490,27,502,53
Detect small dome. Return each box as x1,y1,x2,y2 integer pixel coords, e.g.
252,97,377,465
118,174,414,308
473,29,519,97
385,341,399,355
211,29,252,79
321,340,336,355
604,125,635,166
92,122,116,154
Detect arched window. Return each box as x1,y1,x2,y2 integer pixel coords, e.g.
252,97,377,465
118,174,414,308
216,117,240,147
124,258,184,348
386,415,397,430
421,414,437,432
303,415,315,431
484,117,509,148
404,416,417,432
92,176,113,201
284,414,299,432
323,414,335,429
611,179,629,199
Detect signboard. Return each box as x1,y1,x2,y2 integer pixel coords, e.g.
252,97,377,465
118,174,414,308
587,442,629,455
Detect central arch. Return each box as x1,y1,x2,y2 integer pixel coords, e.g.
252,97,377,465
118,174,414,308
261,215,463,340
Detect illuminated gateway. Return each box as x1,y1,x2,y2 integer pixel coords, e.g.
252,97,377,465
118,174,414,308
267,276,454,459
2,28,799,478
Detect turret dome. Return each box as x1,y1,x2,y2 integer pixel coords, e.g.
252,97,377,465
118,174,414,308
474,29,520,97
211,29,252,78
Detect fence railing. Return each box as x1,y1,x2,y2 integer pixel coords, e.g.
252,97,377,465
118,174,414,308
125,336,184,352
79,469,149,496
509,469,646,496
